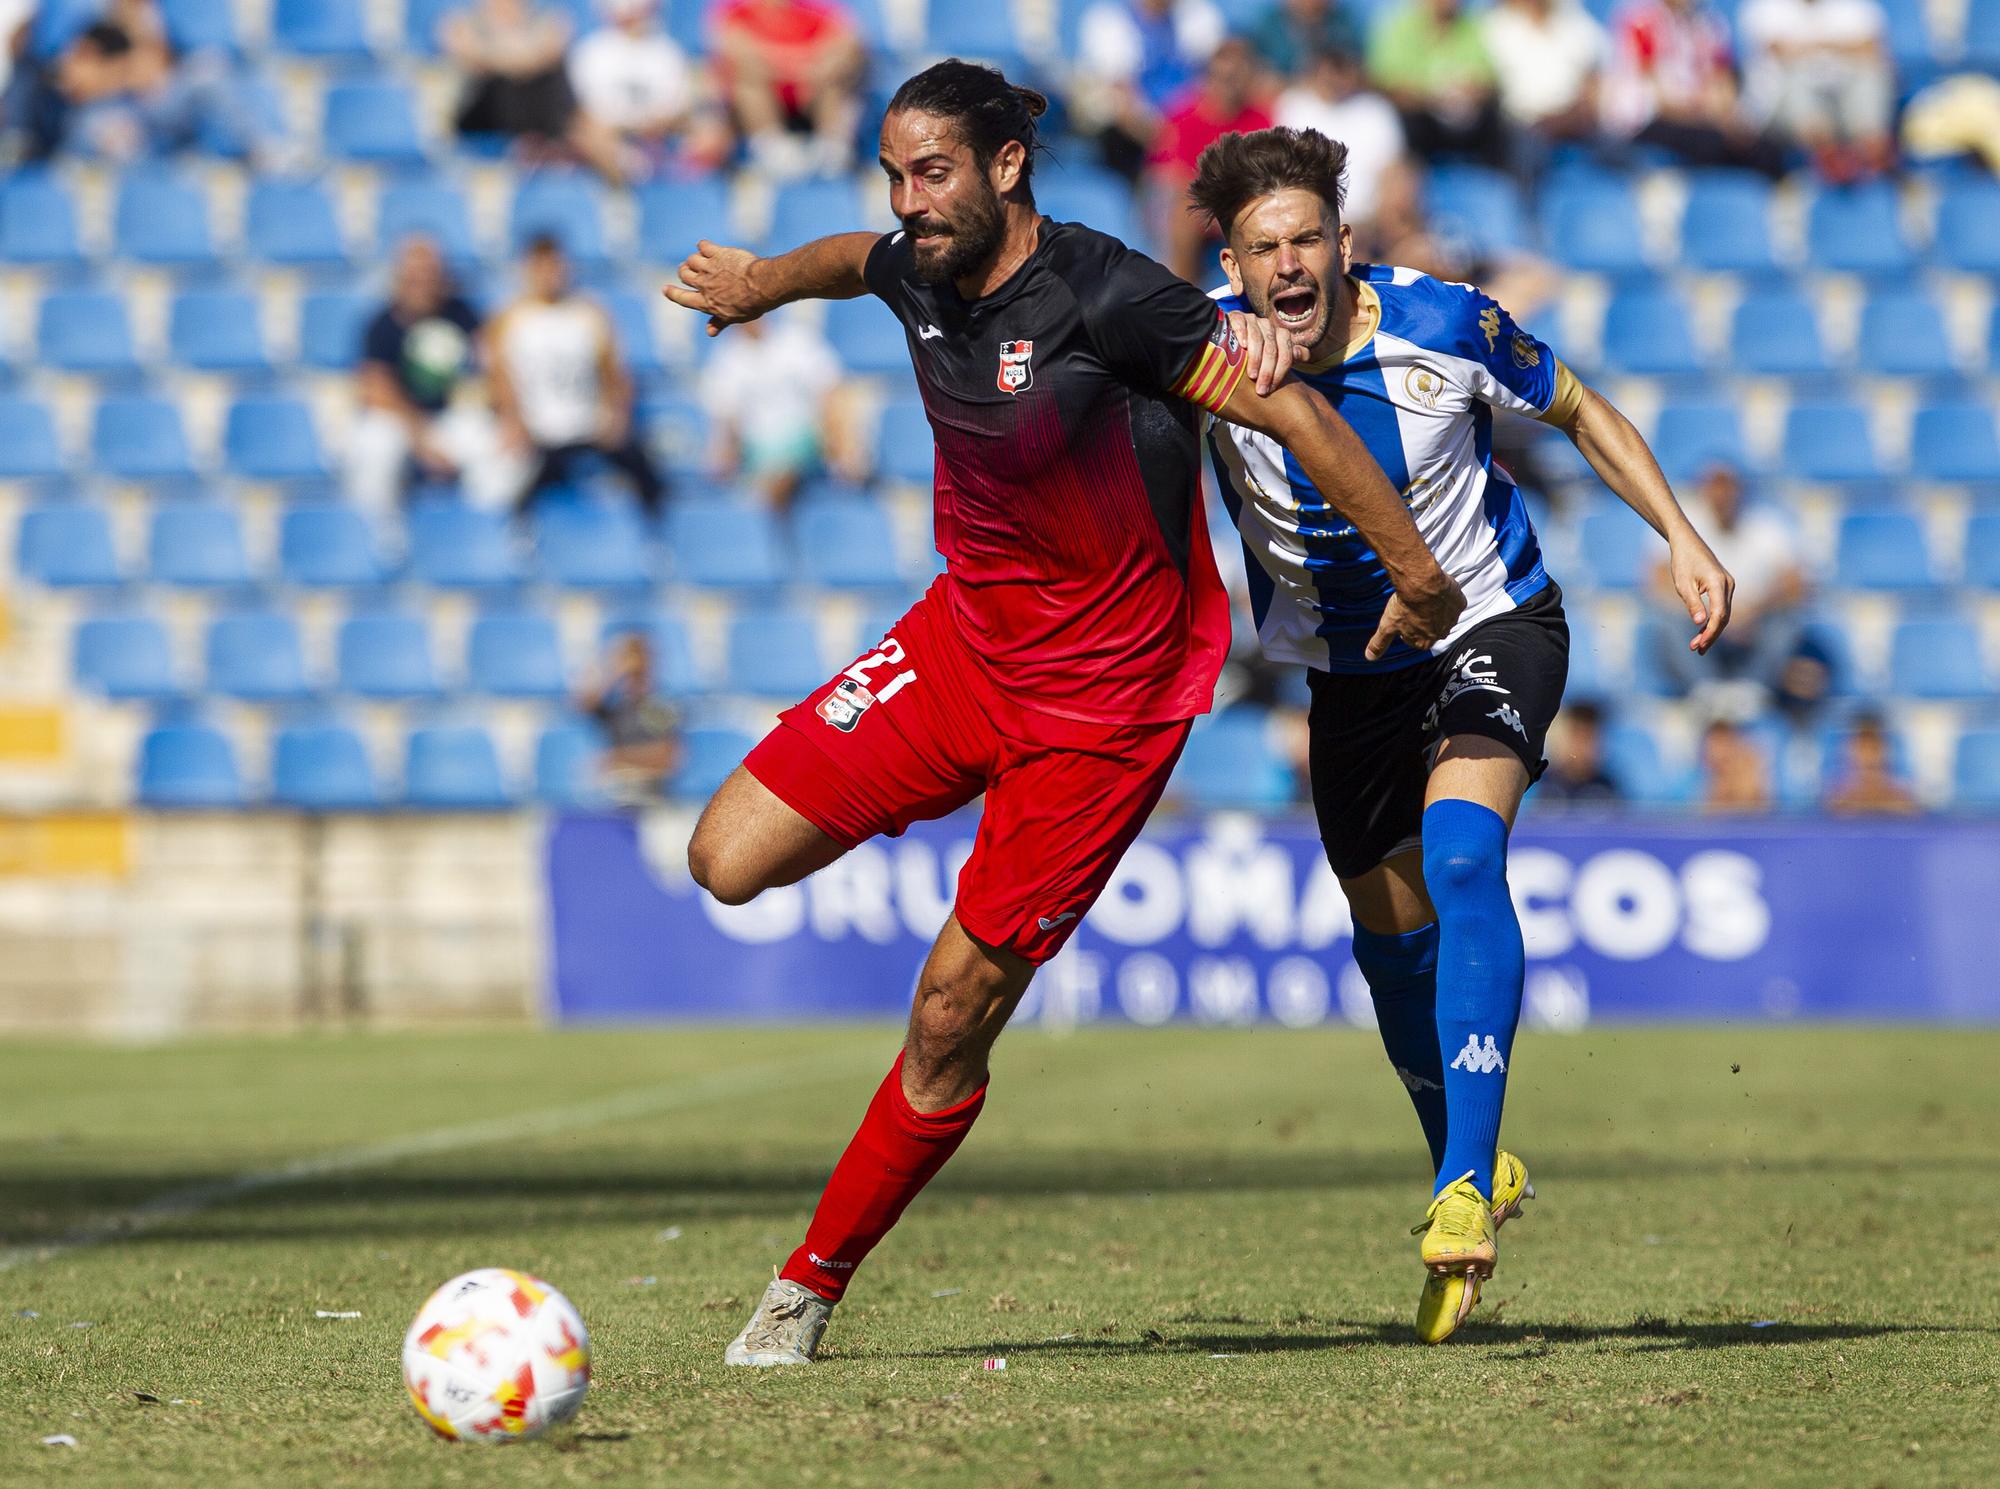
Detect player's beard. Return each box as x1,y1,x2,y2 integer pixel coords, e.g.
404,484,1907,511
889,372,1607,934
906,181,1005,286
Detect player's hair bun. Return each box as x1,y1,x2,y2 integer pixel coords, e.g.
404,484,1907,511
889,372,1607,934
1011,85,1049,121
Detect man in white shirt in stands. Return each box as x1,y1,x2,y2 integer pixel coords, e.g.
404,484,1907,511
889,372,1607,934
699,308,847,508
568,0,729,182
1275,47,1410,253
1738,0,1894,179
1482,0,1606,168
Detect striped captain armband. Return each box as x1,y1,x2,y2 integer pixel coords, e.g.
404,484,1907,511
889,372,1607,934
1534,358,1586,427
1170,311,1249,415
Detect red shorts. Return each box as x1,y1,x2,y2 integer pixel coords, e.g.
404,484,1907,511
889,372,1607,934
743,587,1191,964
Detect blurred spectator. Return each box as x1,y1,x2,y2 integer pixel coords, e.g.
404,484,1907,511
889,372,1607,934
1366,0,1502,167
579,631,682,800
1275,48,1410,251
1823,711,1919,816
444,0,578,148
1651,464,1807,701
1538,701,1623,805
487,234,664,513
1075,0,1226,180
350,237,522,519
701,311,844,507
1698,719,1773,813
0,0,35,133
1482,0,1606,170
711,0,866,179
1248,0,1362,78
568,0,730,183
1738,0,1893,180
1150,37,1273,284
1601,0,1787,173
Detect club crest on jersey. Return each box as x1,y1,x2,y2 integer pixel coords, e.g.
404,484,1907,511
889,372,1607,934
1511,331,1541,370
996,339,1035,394
1404,365,1445,409
816,677,875,732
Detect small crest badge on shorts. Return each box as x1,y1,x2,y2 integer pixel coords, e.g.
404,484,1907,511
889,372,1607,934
816,677,876,733
996,339,1035,394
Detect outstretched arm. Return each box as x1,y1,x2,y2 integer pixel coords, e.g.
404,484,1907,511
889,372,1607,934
1548,376,1735,655
663,232,877,336
1210,372,1465,661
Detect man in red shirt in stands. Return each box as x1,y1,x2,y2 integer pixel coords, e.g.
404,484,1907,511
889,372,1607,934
711,0,868,175
1148,36,1274,281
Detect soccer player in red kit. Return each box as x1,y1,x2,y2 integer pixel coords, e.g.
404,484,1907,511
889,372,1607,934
665,59,1466,1365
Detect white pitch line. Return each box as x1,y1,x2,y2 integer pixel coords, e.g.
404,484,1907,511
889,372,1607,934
0,1047,884,1273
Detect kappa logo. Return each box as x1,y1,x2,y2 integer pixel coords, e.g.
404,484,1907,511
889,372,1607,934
1396,1066,1443,1094
816,677,875,733
996,338,1035,393
1479,306,1502,353
1037,912,1077,931
1450,1034,1507,1074
1488,702,1526,737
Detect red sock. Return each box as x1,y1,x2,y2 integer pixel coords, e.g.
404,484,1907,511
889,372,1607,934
780,1053,987,1302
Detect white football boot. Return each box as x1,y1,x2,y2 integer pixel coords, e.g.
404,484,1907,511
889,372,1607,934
724,1278,835,1366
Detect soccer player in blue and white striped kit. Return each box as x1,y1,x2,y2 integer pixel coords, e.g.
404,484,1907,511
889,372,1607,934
1190,128,1736,1341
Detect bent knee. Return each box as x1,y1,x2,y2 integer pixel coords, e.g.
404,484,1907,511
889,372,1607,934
1421,800,1511,899
687,831,764,906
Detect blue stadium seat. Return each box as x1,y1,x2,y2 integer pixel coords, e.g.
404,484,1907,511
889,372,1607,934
1577,507,1655,589
404,0,455,52
151,502,253,588
324,79,426,163
1036,167,1142,245
299,291,373,370
1855,289,1955,378
279,503,386,587
535,720,607,807
509,173,608,264
195,75,286,158
672,725,754,801
598,610,702,695
224,397,328,479
1781,399,1883,482
376,178,478,262
244,180,346,266
169,290,270,374
1602,718,1679,803
273,723,379,810
337,612,441,699
824,296,910,376
407,503,519,587
467,611,568,699
93,396,195,481
876,396,933,486
793,499,905,588
113,175,214,266
1679,172,1779,274
272,0,372,58
0,173,82,265
138,724,243,807
0,398,63,478
1423,166,1528,256
1910,401,2000,483
1954,730,2000,810
1651,400,1747,482
1599,287,1704,376
636,175,735,265
641,392,709,472
725,612,827,695
17,504,119,587
1174,709,1292,810
1541,172,1648,275
405,725,512,808
38,291,138,376
1934,180,2000,274
1880,0,1933,69
766,178,866,251
664,500,785,587
1730,288,1830,377
74,614,177,700
534,502,653,588
1888,618,1984,698
1992,302,2000,372
1835,509,1933,590
205,611,310,700
1963,513,2000,589
160,0,236,51
1966,0,2000,70
1806,184,1913,273
925,2,1028,68
601,291,663,377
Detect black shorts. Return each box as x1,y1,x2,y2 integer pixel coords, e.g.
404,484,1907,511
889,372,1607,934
1307,582,1570,880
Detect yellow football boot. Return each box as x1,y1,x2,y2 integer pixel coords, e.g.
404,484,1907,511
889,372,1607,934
1412,1152,1532,1344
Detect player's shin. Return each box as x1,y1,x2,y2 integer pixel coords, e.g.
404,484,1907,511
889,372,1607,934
1350,921,1447,1172
779,1052,987,1301
1423,800,1524,1200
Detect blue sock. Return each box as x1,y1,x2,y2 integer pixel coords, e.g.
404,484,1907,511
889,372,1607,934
1350,921,1446,1173
1423,799,1524,1199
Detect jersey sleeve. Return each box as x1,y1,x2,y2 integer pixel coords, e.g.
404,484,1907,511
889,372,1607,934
1442,284,1563,418
1081,246,1248,416
862,230,915,304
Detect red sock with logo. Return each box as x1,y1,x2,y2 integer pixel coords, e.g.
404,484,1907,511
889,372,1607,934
780,1053,987,1302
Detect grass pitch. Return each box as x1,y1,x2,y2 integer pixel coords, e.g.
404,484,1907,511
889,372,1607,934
3,1023,1997,1488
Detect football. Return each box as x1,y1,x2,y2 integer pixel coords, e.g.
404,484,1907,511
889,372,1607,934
401,1268,591,1443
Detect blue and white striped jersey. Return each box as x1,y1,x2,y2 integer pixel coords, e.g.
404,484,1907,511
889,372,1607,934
1207,263,1569,673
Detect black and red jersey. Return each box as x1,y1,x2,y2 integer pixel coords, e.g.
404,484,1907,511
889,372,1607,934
862,218,1247,725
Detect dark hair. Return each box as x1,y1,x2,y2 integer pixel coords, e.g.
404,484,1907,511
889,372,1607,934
1566,700,1604,729
525,231,564,258
886,59,1050,187
1188,126,1350,236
